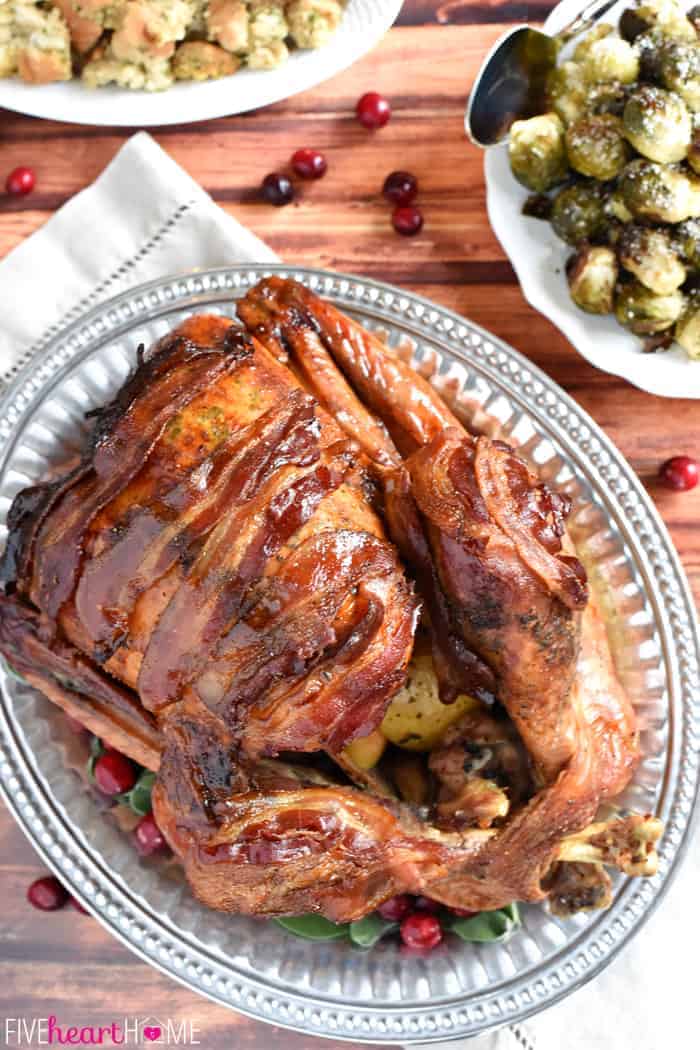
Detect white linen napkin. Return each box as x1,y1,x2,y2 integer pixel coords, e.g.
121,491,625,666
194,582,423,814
0,130,278,386
0,130,694,1050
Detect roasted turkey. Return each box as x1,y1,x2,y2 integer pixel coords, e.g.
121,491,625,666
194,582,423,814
0,278,661,922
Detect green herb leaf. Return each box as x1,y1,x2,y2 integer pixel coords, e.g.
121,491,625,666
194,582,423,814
349,914,398,948
446,903,521,943
274,915,350,941
117,769,155,816
86,735,105,783
2,659,26,684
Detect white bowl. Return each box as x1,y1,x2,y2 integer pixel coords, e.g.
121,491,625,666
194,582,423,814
483,0,700,399
0,0,402,126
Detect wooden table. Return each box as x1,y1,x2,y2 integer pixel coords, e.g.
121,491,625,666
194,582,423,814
0,3,698,1046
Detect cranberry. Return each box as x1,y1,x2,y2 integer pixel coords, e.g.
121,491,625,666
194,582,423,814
291,148,327,179
414,896,441,913
134,812,166,856
70,897,89,914
27,875,68,911
383,171,418,206
5,166,35,196
400,912,443,950
451,907,477,918
658,455,699,492
356,92,391,130
392,205,423,237
261,172,294,206
93,751,137,796
376,894,413,921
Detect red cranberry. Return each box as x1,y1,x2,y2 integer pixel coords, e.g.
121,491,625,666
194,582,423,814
70,897,89,914
400,912,443,950
377,894,413,921
451,907,477,918
261,172,294,206
392,205,423,237
383,171,418,205
27,875,68,911
291,148,327,179
414,896,441,913
658,455,699,492
93,751,137,796
134,812,166,856
356,92,391,130
5,166,35,196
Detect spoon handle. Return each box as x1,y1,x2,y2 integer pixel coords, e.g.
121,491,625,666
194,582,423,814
556,0,620,43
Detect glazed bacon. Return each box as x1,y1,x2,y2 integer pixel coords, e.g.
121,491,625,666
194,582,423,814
0,281,653,920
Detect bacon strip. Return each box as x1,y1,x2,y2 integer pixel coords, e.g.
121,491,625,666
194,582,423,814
193,528,416,755
138,394,354,712
75,394,319,661
31,326,253,620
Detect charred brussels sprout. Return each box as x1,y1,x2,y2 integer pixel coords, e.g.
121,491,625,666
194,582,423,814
508,113,568,192
623,85,692,162
579,35,640,84
658,40,700,111
675,293,700,357
689,4,700,33
565,113,629,178
617,224,687,291
551,183,606,244
614,279,685,332
620,158,700,221
622,0,696,41
546,61,588,125
567,245,618,313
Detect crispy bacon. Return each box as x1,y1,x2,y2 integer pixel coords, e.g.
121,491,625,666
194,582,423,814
30,323,253,621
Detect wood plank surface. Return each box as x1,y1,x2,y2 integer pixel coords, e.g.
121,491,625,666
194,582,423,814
0,3,698,1047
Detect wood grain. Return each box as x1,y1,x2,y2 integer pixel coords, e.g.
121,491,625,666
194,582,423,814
0,5,698,1048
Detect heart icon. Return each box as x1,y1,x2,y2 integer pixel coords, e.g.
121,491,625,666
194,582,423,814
143,1027,161,1042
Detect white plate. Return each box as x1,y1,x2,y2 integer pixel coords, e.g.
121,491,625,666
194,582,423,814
483,0,700,399
0,0,402,126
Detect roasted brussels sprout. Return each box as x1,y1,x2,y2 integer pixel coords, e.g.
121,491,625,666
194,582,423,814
621,0,696,42
508,112,568,192
623,85,692,162
573,23,614,63
588,80,629,117
620,158,700,221
606,188,634,223
565,113,629,178
689,4,700,33
567,244,618,313
635,28,671,79
614,278,685,332
674,292,700,356
617,224,687,291
674,216,700,266
579,35,640,84
551,182,606,244
688,129,700,174
658,40,700,111
546,60,588,125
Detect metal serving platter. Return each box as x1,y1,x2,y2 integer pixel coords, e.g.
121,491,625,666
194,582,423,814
0,266,698,1044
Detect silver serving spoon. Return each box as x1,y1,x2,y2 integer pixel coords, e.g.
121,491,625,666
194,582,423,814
465,0,620,147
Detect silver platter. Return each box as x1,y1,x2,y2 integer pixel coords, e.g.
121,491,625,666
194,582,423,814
0,266,698,1044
